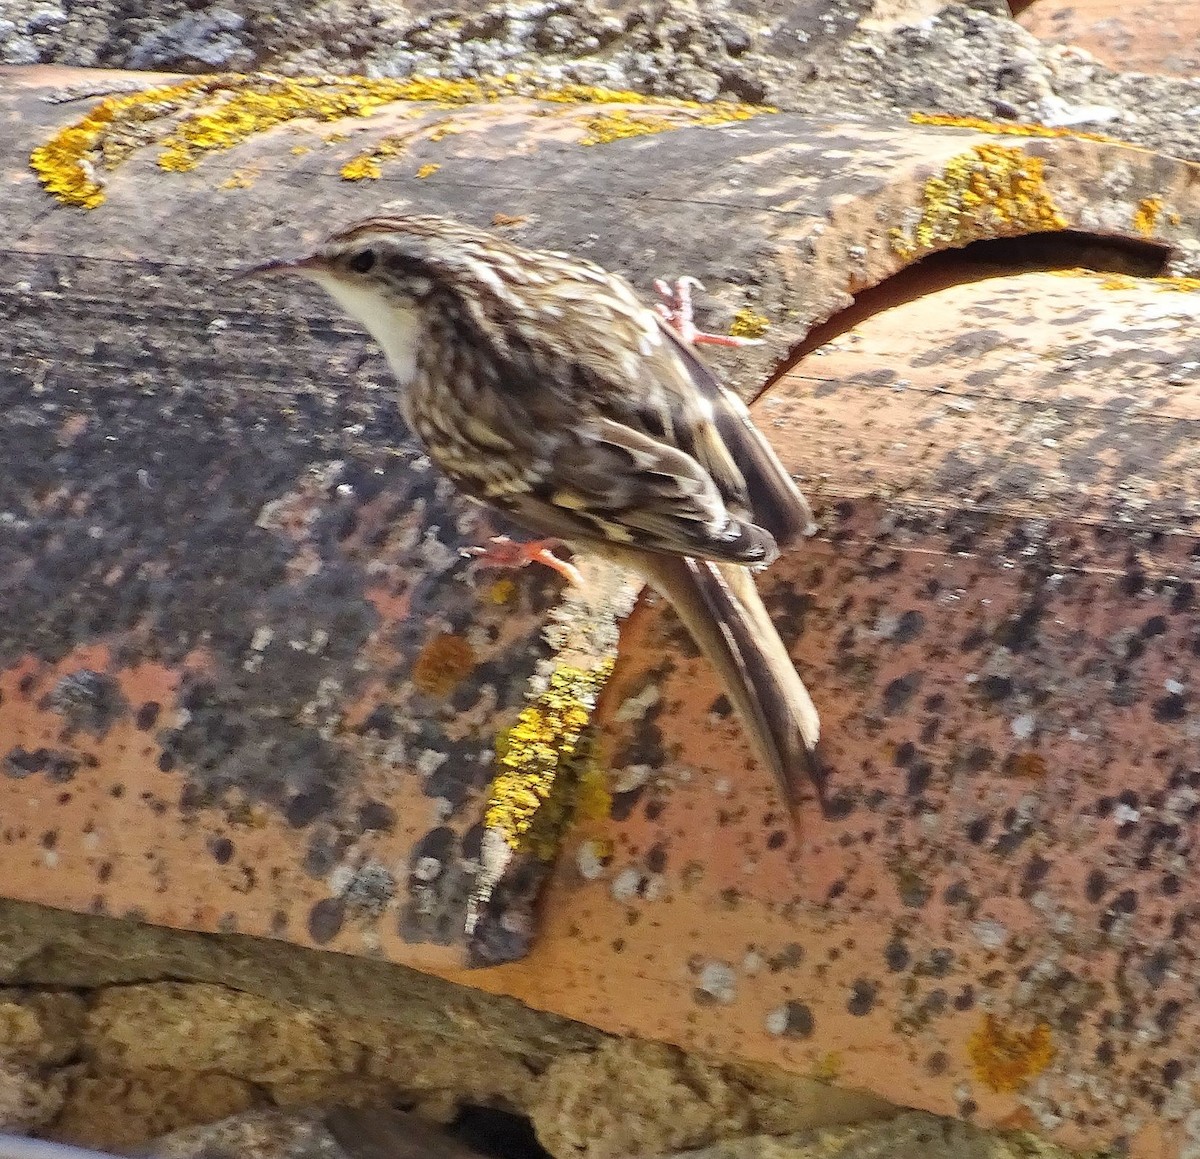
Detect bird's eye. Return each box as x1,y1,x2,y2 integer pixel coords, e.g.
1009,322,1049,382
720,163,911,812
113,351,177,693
348,250,376,274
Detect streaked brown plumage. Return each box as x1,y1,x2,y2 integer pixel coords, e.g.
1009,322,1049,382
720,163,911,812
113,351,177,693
245,215,822,815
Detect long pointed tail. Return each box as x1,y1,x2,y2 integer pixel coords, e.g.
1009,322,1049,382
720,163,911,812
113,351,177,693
622,550,821,815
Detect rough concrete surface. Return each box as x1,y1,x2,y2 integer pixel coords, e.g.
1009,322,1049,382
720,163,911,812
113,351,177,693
0,900,893,1157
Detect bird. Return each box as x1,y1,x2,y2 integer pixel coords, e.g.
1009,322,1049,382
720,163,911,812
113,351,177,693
243,214,823,816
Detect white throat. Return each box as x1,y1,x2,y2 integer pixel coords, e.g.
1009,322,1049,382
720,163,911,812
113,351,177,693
310,273,422,387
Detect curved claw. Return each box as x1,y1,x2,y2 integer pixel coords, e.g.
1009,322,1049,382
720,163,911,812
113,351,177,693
463,535,584,587
653,275,764,348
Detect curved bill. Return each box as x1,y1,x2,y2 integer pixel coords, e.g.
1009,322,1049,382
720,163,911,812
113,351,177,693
235,254,322,281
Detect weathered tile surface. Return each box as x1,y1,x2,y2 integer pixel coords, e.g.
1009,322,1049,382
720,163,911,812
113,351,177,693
2,64,1200,1157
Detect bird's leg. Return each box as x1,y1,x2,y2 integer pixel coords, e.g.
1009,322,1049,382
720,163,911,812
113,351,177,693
463,535,584,587
653,276,765,348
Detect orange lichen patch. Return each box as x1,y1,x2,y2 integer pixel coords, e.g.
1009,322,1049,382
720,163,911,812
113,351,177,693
577,110,678,145
415,163,441,179
1132,196,1163,235
1004,751,1048,779
890,144,1067,259
411,633,477,698
968,1015,1055,1093
910,111,1116,144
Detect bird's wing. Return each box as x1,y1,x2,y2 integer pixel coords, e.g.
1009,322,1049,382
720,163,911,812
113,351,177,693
654,322,815,549
497,415,779,565
445,264,805,562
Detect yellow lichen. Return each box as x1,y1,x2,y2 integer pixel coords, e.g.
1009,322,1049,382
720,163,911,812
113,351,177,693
968,1014,1056,1093
340,128,421,181
579,110,679,145
1159,276,1200,293
890,144,1067,260
32,71,775,208
1132,196,1163,236
415,162,441,179
730,308,770,339
487,578,517,606
579,100,769,146
412,632,477,698
1053,269,1200,294
29,76,210,208
338,154,383,181
153,76,483,173
485,661,612,858
909,111,1115,144
573,761,614,823
811,1052,843,1082
218,170,256,190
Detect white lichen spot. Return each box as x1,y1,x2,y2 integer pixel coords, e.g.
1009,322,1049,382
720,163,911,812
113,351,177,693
743,950,765,975
971,918,1008,950
419,526,459,571
871,611,900,639
1010,713,1036,740
1113,803,1140,825
765,1005,790,1036
416,749,448,778
613,681,661,723
611,764,652,793
575,839,608,881
1166,678,1187,695
611,866,642,902
697,961,737,1004
412,855,442,882
328,864,355,897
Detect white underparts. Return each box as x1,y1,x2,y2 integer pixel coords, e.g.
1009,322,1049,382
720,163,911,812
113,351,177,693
310,272,422,387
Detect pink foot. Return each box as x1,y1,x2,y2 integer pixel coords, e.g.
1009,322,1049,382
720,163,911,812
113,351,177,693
463,535,584,587
653,275,764,348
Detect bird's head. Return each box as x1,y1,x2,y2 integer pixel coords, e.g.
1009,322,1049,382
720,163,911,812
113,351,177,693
243,216,458,315
240,216,500,381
